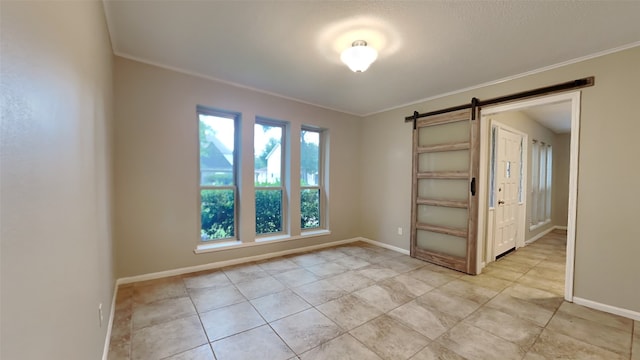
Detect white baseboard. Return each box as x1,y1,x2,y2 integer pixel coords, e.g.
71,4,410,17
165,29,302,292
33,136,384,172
359,237,410,255
102,283,119,360
573,296,640,321
525,226,554,244
525,225,566,245
116,237,361,286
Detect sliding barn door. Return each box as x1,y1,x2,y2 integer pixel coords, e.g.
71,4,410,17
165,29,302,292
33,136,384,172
410,109,479,274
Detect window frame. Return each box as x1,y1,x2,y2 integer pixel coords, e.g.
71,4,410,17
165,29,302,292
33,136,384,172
300,126,325,231
530,139,552,230
545,145,553,221
197,106,240,242
254,117,288,237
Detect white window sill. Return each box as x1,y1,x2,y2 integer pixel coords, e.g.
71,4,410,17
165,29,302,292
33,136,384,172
194,229,331,254
529,220,551,231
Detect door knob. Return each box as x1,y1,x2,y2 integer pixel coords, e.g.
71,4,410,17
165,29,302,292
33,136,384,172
498,200,505,205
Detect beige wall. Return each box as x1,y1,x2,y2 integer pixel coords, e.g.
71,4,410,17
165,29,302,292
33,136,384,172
359,109,413,250
490,111,558,241
1,1,115,359
361,46,640,313
113,57,362,277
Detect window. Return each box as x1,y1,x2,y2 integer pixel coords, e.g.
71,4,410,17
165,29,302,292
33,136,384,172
531,140,552,228
519,138,524,203
254,119,286,235
196,108,329,248
489,127,497,208
300,128,323,229
198,107,238,241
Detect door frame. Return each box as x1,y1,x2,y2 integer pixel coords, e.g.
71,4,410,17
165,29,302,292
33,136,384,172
477,91,581,302
487,121,528,260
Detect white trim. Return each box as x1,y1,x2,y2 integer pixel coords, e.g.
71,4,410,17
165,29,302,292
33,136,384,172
484,209,495,270
358,237,410,255
120,237,358,285
477,115,490,273
195,230,331,254
525,225,557,245
481,92,578,117
573,297,640,321
565,92,581,302
364,42,640,117
480,91,581,302
490,122,529,140
101,284,118,360
529,219,552,232
517,201,527,250
555,225,567,231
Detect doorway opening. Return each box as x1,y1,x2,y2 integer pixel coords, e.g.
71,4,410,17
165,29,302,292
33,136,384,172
477,91,580,302
490,123,527,258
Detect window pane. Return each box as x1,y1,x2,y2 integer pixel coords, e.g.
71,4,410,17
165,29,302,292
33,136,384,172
519,138,524,203
418,179,468,201
418,120,469,147
418,150,469,172
301,130,320,186
201,189,235,241
530,142,539,225
200,114,235,186
538,146,546,222
417,205,468,229
546,146,553,220
256,189,282,234
416,230,466,258
301,188,320,229
254,123,282,186
489,127,497,207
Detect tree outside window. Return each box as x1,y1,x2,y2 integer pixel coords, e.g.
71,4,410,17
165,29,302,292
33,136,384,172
255,121,286,235
198,109,237,241
301,129,321,229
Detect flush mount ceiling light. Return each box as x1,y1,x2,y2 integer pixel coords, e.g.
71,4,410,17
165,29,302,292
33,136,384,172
340,40,378,72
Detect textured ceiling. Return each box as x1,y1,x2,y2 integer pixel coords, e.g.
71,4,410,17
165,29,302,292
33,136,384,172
103,1,640,116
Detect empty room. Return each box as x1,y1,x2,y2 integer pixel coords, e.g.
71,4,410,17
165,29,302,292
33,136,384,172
2,1,640,359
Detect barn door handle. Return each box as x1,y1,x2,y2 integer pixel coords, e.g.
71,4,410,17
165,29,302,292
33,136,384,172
498,200,505,205
470,177,476,196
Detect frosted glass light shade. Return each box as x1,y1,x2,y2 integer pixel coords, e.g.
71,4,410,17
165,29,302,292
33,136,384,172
340,40,378,72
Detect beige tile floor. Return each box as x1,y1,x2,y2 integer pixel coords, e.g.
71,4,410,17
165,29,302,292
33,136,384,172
108,230,639,360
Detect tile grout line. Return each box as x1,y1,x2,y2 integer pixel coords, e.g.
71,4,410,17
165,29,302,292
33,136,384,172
628,319,635,360
419,277,509,359
425,236,565,359
519,239,566,359
631,320,635,360
245,295,299,358
298,254,401,357
126,290,133,360
194,247,394,357
517,242,564,359
111,232,580,360
182,275,217,359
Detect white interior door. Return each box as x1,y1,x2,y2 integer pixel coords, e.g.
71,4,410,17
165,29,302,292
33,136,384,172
494,127,522,257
